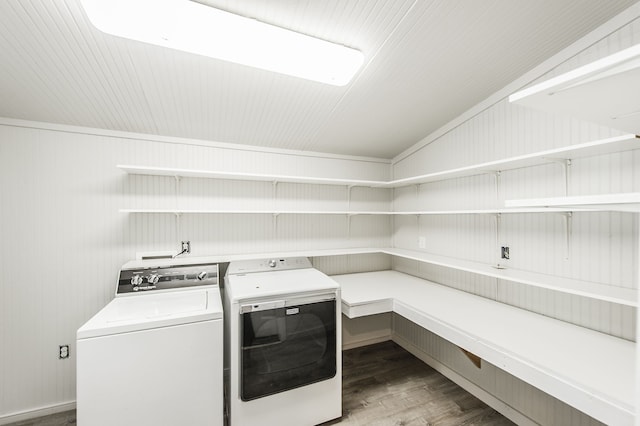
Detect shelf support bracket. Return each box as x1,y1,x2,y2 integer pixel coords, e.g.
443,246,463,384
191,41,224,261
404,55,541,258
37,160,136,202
491,171,501,207
546,158,571,196
272,213,279,235
173,175,181,208
492,213,504,268
458,346,482,369
174,212,182,241
347,185,355,210
560,212,572,260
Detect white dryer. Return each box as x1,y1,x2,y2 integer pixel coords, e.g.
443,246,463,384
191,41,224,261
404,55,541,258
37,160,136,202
77,261,223,426
224,257,342,426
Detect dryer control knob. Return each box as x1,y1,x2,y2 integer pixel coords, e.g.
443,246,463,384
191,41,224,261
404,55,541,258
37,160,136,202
197,271,208,281
147,274,159,285
268,259,277,268
130,275,143,286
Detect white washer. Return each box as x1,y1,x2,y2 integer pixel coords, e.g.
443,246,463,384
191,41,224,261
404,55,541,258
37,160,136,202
77,261,223,426
224,257,342,426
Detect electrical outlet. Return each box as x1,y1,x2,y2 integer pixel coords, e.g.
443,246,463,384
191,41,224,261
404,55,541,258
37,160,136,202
59,345,69,359
182,241,191,254
501,246,510,260
418,236,426,249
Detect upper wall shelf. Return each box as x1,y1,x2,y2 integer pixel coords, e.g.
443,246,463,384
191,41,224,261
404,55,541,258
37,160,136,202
120,209,394,215
121,207,593,215
388,134,638,186
505,192,640,213
117,165,388,187
509,43,640,134
118,133,639,189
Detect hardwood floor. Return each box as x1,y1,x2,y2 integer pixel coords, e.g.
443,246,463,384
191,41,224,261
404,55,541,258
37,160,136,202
7,341,514,426
329,341,514,426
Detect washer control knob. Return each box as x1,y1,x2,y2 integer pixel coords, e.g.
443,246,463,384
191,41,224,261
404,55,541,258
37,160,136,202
130,275,143,286
197,271,208,281
147,274,160,285
268,259,277,268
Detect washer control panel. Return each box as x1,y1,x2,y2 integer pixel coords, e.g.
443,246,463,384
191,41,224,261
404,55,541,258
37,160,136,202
117,263,219,295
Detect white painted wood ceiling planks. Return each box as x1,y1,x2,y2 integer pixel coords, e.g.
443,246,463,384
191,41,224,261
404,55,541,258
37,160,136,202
0,0,637,158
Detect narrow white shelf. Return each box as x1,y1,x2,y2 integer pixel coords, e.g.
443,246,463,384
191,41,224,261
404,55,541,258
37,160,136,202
333,270,636,426
509,43,640,135
119,209,394,215
118,133,639,189
117,165,387,187
380,247,637,306
121,208,594,215
386,134,639,187
505,192,640,213
392,207,589,215
122,247,384,269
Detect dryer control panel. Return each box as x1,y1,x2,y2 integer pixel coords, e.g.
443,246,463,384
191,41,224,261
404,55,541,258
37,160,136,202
226,257,312,275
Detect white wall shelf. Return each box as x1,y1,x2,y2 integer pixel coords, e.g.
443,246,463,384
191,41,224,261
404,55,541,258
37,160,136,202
509,43,640,135
119,209,394,215
380,248,637,307
386,134,638,187
118,133,639,189
391,208,589,215
505,192,640,213
117,165,388,187
121,247,383,269
120,208,591,215
333,270,635,426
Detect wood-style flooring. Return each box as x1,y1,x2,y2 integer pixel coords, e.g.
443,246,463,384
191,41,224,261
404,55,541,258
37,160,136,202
7,341,514,426
328,341,514,425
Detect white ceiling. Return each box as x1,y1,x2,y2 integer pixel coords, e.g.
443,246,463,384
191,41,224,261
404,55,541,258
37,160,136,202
0,0,637,159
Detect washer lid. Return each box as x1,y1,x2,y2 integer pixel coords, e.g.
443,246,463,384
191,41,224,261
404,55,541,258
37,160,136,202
77,288,222,339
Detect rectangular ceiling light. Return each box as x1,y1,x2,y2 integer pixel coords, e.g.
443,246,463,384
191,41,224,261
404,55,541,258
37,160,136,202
80,0,364,86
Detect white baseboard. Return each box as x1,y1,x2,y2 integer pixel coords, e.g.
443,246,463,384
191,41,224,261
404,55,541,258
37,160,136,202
392,334,537,426
342,335,391,351
0,401,76,425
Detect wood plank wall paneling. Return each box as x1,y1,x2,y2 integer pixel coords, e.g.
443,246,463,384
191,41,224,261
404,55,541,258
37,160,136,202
0,125,391,419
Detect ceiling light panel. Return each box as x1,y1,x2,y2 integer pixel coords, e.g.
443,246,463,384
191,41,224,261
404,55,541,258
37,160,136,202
80,0,364,86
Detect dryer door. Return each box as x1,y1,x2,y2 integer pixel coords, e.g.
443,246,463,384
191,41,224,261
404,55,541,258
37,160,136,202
239,294,336,401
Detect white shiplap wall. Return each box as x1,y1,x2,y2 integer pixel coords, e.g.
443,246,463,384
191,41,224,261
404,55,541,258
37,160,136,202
389,14,639,426
0,121,391,421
